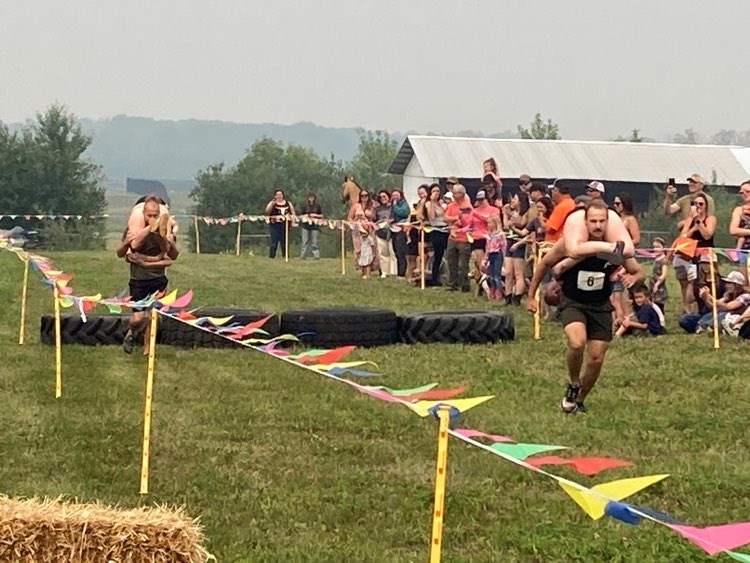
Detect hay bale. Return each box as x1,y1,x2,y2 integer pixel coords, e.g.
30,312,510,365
0,495,213,562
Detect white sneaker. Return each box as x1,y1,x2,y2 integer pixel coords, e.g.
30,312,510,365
561,384,580,414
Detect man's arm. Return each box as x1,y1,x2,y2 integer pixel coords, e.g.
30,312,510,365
166,239,179,260
526,239,566,312
620,256,646,288
663,192,680,215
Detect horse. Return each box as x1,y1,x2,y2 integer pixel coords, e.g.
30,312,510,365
341,176,362,210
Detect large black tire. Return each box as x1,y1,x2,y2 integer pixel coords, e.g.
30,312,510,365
159,307,279,349
398,310,515,344
40,314,133,346
280,308,399,348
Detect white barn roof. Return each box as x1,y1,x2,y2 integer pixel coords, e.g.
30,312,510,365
388,135,750,187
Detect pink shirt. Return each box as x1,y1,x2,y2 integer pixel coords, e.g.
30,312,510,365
471,205,500,240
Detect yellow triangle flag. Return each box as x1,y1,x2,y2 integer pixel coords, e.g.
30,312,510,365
158,289,178,304
558,474,670,519
558,482,608,520
408,396,494,417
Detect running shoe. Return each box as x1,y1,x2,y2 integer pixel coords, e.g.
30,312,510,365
561,383,580,414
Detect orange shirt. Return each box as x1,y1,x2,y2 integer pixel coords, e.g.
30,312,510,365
545,195,576,242
445,201,474,242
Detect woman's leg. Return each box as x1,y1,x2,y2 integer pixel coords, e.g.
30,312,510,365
127,203,147,236
563,210,635,261
269,224,281,258
512,257,526,302
504,256,516,304
393,232,407,277
310,229,320,259
300,228,310,259
431,233,447,285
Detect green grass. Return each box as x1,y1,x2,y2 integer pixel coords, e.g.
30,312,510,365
1,251,750,562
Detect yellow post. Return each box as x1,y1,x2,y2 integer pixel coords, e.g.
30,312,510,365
708,249,720,349
235,215,242,257
341,223,346,276
53,284,62,398
18,255,29,345
534,244,541,340
139,307,159,495
193,215,201,254
420,226,426,290
429,405,452,563
285,215,290,263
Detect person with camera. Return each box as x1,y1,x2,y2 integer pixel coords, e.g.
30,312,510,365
679,192,718,294
526,200,644,414
664,174,715,312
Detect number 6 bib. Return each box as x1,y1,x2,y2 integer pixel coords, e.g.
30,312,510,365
577,270,605,291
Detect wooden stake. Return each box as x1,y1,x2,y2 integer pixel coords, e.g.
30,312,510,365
139,307,159,495
708,249,720,349
534,244,541,341
18,255,29,345
429,405,451,563
193,215,201,254
53,284,62,398
341,223,346,276
285,215,290,263
420,226,426,290
235,215,242,257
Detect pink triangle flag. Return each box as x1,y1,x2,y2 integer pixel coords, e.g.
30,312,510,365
669,522,750,555
452,428,514,443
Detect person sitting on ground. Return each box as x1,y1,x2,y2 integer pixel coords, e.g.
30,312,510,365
694,270,750,335
615,285,665,337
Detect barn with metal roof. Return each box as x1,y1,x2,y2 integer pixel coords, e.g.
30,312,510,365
388,135,750,206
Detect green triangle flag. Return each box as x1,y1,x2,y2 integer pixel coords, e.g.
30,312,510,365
382,383,438,395
727,551,750,563
490,442,568,460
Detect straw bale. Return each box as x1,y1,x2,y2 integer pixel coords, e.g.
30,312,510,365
0,495,213,562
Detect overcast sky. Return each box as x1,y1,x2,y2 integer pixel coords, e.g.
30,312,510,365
1,0,748,141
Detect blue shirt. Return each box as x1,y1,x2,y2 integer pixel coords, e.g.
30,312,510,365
636,302,663,335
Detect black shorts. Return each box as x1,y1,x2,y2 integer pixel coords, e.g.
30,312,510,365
129,276,168,307
471,239,486,252
558,294,613,342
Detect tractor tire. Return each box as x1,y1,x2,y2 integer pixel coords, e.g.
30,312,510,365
280,307,399,348
39,314,134,346
158,307,279,349
398,310,515,344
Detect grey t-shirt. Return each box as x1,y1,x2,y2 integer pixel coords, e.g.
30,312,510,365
130,233,166,281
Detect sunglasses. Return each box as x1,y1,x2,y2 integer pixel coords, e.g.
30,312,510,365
361,193,370,198
693,202,705,207
613,201,623,205
586,188,597,192
518,180,529,185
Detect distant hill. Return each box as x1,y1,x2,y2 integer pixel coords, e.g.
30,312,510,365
77,116,372,186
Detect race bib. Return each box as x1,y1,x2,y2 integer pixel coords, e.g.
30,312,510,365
577,270,605,291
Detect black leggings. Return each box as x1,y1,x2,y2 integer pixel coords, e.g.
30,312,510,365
430,231,449,285
392,231,407,276
269,223,286,258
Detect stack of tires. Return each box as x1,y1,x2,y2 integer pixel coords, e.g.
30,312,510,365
40,308,514,348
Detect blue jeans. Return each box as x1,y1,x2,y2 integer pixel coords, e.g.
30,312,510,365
488,252,504,290
300,228,319,259
679,312,726,333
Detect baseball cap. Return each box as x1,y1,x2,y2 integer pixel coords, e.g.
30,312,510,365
446,176,459,185
586,181,605,193
722,271,747,285
476,190,486,199
443,191,454,200
687,173,705,184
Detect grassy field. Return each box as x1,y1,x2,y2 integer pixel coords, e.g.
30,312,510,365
1,250,750,562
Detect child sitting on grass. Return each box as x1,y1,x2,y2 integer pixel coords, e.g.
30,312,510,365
615,285,665,337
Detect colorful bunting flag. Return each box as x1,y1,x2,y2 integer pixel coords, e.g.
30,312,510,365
407,396,494,417
558,474,669,520
490,442,568,461
668,522,750,556
452,428,514,443
526,455,633,476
